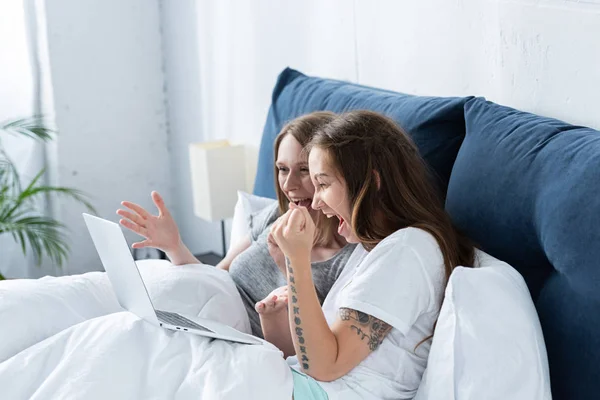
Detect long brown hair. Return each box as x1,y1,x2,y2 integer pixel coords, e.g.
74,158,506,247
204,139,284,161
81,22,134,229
273,111,339,247
307,110,475,283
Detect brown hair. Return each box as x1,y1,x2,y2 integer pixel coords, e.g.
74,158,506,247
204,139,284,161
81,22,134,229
307,110,475,283
273,111,339,247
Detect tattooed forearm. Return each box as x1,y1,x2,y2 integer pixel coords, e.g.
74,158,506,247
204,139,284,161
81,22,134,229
287,257,310,370
339,308,392,351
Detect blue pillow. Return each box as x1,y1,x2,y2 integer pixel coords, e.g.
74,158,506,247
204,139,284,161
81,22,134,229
445,97,600,400
254,68,472,199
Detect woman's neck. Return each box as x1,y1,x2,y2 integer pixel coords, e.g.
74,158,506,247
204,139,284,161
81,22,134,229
312,232,346,251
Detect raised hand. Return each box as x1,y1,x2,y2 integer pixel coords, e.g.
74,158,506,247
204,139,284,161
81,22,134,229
267,232,287,277
270,203,315,262
117,191,181,253
255,286,289,315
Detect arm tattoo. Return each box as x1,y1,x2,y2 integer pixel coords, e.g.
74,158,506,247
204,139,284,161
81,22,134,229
339,308,392,352
287,257,310,370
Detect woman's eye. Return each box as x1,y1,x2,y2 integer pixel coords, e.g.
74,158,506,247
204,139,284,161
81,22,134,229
278,167,288,173
300,168,310,174
319,183,328,189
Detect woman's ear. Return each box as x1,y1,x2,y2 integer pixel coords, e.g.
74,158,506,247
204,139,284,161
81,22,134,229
373,170,381,190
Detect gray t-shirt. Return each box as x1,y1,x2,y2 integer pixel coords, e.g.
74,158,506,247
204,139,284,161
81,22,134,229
229,202,355,338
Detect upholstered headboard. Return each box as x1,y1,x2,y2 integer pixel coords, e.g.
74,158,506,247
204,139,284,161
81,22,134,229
254,68,600,399
253,68,471,200
445,98,600,399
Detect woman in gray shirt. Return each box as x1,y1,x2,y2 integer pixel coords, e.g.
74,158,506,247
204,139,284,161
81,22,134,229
117,112,355,339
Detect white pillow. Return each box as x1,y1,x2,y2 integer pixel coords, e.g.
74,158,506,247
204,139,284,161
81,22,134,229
229,191,276,247
415,250,552,400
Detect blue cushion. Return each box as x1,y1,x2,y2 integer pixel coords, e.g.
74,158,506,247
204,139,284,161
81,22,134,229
254,68,472,199
445,97,600,400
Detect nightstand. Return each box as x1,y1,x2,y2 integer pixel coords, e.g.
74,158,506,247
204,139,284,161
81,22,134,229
194,252,223,266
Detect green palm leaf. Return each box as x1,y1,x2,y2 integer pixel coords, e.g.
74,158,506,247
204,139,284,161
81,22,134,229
0,115,96,275
0,214,69,267
0,149,21,194
0,116,54,142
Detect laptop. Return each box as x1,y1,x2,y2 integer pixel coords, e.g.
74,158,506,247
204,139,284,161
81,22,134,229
83,213,262,345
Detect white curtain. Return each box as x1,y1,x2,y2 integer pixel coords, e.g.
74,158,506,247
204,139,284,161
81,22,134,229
0,0,54,279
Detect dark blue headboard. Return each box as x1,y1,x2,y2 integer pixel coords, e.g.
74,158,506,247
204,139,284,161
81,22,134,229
254,68,600,399
254,68,471,200
446,98,600,399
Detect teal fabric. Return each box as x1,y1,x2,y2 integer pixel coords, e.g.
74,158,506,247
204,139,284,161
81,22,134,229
291,368,328,400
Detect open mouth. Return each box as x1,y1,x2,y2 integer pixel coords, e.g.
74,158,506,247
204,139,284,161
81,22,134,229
337,215,347,235
290,198,312,208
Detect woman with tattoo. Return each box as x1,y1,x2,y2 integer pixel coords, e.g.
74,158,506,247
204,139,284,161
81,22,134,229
260,110,475,399
117,112,355,339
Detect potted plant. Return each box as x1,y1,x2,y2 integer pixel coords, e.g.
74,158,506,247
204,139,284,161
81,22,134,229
0,116,96,279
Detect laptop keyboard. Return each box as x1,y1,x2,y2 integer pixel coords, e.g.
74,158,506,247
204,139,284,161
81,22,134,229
155,310,213,332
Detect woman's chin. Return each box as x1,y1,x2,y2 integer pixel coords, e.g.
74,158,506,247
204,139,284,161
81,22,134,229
308,208,321,220
345,235,360,244
338,221,360,243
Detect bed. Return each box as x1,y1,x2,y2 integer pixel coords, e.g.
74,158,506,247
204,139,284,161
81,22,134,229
254,68,600,399
1,67,598,399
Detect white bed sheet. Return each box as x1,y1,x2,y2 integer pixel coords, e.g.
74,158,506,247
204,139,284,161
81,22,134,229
0,260,293,399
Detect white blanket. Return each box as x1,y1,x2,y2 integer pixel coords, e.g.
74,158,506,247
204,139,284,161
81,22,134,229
0,260,293,399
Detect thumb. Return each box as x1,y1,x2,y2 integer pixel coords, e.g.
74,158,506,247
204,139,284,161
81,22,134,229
287,209,306,233
152,191,169,217
132,240,151,249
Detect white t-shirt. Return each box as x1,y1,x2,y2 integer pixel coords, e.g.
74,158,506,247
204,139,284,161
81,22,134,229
287,227,446,400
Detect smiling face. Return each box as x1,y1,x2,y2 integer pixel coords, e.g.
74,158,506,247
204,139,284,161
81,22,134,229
309,147,360,243
276,134,318,215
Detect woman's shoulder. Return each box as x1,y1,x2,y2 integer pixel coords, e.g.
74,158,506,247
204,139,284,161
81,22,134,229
373,227,444,268
379,226,438,249
248,201,280,240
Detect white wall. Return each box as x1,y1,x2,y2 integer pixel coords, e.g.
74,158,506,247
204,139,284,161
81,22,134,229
162,0,357,255
355,0,600,128
0,3,33,119
159,0,216,256
9,0,596,272
0,1,36,278
43,0,171,275
162,0,600,256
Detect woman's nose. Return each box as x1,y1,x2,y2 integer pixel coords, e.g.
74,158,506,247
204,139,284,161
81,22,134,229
283,173,299,191
311,192,322,210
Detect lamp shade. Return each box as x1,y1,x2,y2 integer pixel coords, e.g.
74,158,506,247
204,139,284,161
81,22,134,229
189,141,247,221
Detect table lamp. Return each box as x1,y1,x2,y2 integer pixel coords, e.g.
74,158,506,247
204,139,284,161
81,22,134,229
189,140,247,257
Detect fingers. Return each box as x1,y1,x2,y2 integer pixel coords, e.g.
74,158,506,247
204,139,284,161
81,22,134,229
270,219,283,244
277,210,293,228
116,209,146,228
151,191,170,217
287,208,307,234
121,201,152,220
255,296,278,313
255,294,288,314
275,285,288,296
267,295,277,308
275,206,311,236
119,218,148,238
272,296,288,311
270,210,293,243
132,240,152,249
267,232,278,247
267,233,280,254
290,203,312,223
298,206,312,221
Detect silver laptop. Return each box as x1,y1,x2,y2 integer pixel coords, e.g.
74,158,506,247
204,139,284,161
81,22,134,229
83,213,262,345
